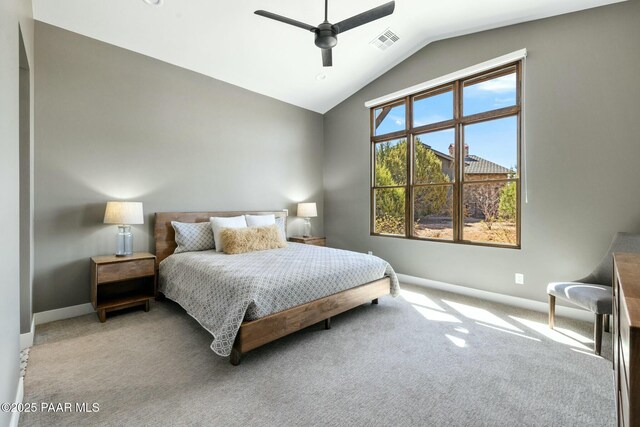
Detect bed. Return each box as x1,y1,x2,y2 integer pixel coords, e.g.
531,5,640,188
154,210,399,365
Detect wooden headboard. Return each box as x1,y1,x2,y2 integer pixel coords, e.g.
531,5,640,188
154,210,288,266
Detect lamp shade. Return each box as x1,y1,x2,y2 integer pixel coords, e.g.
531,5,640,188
103,201,144,225
297,202,317,218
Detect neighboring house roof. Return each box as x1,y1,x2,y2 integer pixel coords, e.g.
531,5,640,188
418,143,454,162
431,148,454,162
419,141,512,175
465,155,513,175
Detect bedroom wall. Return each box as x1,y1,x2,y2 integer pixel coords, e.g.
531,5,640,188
34,22,324,313
323,0,640,304
1,0,34,423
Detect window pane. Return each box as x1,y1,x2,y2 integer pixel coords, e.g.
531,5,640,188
463,181,517,245
463,70,516,116
413,90,453,127
463,116,517,181
374,188,406,235
414,186,453,240
415,129,455,184
369,61,522,246
375,138,407,186
374,102,406,136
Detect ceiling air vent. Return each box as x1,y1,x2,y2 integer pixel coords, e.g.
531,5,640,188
370,28,399,51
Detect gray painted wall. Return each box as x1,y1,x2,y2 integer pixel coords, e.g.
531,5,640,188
34,22,324,313
20,30,34,335
0,0,34,423
324,1,640,304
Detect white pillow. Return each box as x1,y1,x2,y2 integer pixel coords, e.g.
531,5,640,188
210,216,247,252
171,221,215,253
245,214,287,241
245,214,276,227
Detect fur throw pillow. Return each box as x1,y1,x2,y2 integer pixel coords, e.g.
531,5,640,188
220,225,287,254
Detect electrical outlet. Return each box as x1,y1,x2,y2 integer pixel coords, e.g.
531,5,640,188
515,273,524,285
367,251,373,255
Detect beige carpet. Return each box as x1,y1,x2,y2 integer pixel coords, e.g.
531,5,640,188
21,284,614,427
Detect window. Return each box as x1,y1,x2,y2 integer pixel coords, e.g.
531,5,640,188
370,62,521,248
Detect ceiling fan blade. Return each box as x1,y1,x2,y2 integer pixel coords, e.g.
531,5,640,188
322,48,333,67
254,10,317,32
333,1,395,34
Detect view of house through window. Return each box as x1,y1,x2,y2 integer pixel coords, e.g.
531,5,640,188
371,62,521,247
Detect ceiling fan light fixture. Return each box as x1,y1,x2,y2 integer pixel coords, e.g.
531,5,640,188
255,0,395,67
314,23,338,49
143,0,163,6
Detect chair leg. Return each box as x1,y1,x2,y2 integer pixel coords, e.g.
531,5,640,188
594,314,603,356
604,314,610,333
548,294,555,329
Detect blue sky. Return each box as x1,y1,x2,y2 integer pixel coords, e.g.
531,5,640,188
464,116,517,171
375,103,406,135
463,73,516,116
374,73,517,171
414,91,453,126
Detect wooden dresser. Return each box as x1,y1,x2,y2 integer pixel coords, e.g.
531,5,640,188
613,252,640,427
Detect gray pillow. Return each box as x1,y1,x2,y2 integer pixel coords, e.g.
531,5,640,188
275,216,287,241
171,221,215,253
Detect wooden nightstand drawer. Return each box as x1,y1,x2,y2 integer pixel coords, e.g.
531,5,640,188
97,258,154,284
289,236,326,246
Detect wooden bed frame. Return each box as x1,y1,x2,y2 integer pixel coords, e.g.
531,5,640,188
154,210,391,365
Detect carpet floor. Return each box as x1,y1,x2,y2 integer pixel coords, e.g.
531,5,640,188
21,284,614,427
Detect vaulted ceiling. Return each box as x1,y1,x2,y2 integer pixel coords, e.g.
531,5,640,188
33,0,624,113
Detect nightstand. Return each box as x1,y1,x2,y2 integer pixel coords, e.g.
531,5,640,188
289,236,326,246
90,252,156,322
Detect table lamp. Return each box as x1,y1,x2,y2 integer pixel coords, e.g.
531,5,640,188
103,201,144,256
297,202,317,237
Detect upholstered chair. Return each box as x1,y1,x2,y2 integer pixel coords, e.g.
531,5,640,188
547,232,640,355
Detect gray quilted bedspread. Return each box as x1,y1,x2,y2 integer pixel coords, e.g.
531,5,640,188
158,243,399,356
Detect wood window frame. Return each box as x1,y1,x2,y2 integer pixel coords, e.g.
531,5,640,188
370,61,522,249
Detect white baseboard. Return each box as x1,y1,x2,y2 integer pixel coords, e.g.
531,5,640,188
19,316,35,349
9,377,24,427
396,273,593,323
34,303,95,325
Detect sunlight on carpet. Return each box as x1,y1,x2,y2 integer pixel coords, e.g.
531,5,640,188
21,283,614,426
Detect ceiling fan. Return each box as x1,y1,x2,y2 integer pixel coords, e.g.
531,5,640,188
255,0,396,67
